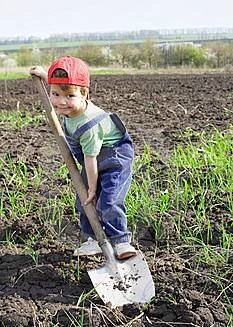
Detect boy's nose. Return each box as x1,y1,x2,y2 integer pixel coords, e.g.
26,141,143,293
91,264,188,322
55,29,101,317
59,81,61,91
58,96,67,105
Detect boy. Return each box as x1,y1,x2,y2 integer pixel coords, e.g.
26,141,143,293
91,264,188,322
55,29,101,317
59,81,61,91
30,56,136,259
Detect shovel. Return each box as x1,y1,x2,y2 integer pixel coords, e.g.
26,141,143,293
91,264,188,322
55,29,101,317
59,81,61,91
32,76,155,308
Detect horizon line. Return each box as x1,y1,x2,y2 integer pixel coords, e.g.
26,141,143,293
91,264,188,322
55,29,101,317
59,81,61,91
1,26,233,40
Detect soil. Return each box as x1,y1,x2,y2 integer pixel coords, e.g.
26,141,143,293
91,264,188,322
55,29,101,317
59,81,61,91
0,73,233,326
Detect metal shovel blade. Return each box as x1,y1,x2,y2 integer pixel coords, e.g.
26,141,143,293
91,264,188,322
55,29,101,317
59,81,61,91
88,251,155,308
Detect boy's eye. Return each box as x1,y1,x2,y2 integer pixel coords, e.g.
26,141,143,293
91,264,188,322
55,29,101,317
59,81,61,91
51,92,59,96
67,94,76,98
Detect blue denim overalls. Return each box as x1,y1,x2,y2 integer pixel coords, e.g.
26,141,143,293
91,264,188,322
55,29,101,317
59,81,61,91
64,113,133,245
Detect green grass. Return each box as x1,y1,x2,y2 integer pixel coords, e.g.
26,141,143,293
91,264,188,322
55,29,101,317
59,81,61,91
0,122,232,324
126,128,233,249
0,109,45,128
125,129,233,324
0,71,29,79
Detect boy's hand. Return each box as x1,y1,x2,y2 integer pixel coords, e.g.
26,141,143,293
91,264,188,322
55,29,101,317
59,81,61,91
84,189,96,206
29,66,47,80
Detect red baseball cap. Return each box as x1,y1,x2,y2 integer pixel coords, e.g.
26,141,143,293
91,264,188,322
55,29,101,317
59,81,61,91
48,56,90,87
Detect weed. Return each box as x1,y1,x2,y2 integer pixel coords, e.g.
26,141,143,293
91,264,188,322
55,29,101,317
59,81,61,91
0,109,44,129
22,233,41,265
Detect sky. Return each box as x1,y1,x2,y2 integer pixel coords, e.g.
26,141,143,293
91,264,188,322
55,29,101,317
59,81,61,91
1,0,233,39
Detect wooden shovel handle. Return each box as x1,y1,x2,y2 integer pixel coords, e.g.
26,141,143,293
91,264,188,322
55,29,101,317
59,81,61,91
32,76,106,242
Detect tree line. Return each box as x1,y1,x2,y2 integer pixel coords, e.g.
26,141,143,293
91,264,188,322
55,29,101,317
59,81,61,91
2,39,233,69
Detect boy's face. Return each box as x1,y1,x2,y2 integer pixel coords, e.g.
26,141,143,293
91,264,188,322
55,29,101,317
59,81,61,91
50,84,86,118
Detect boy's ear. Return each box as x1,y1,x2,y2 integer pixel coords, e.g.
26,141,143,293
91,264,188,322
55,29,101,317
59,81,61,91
81,87,89,99
82,92,88,99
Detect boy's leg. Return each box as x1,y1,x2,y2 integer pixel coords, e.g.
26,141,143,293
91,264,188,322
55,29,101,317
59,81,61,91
96,140,137,259
96,162,132,245
96,164,137,259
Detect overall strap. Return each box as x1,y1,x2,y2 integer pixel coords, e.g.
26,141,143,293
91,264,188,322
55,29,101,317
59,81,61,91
65,113,108,139
110,113,126,134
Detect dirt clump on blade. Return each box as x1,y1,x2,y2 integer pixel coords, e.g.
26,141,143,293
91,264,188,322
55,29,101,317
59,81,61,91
0,74,232,326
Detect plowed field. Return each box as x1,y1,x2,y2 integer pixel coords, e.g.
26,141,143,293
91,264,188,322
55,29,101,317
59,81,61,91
0,74,232,326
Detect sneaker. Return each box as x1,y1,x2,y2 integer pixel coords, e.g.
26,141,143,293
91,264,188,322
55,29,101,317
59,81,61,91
113,242,137,260
74,238,102,256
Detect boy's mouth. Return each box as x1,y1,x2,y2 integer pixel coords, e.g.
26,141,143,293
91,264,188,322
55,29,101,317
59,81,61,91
55,107,69,111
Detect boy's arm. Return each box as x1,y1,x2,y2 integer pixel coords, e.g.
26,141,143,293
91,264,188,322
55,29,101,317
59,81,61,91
84,155,98,206
29,66,47,81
